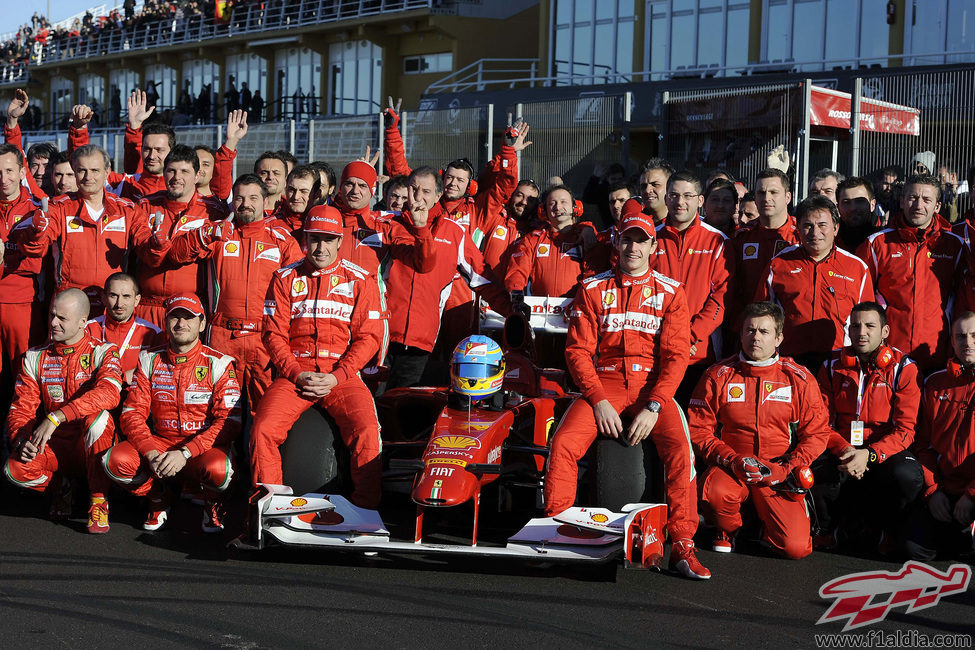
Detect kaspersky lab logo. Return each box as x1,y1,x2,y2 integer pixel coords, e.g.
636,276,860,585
817,561,971,631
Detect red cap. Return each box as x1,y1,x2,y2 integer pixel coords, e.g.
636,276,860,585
341,161,378,196
619,211,656,238
304,205,344,236
164,293,206,318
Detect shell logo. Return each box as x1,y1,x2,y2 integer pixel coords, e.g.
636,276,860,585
68,219,82,230
729,386,743,399
290,497,308,507
590,513,609,523
293,279,306,292
495,226,506,237
744,244,757,256
603,293,615,306
538,244,550,255
225,242,239,253
431,435,479,449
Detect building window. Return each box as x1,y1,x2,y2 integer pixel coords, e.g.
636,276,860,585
328,40,380,116
145,64,177,112
51,77,73,126
275,46,323,119
552,0,636,85
647,0,751,79
403,53,453,75
78,74,105,111
182,59,220,123
226,53,267,117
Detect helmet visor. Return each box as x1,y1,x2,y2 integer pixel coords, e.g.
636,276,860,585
453,362,503,379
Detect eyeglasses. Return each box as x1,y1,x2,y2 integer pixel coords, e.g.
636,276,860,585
666,192,699,202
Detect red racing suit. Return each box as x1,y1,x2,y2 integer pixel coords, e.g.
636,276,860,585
0,188,44,375
105,340,242,496
85,314,163,378
166,218,303,415
856,216,965,373
731,218,798,328
915,364,975,500
756,245,874,360
385,204,512,353
505,222,604,298
817,347,921,461
250,257,384,508
267,203,305,243
653,216,733,365
544,266,699,541
688,353,831,559
19,192,152,310
135,190,230,325
4,334,123,496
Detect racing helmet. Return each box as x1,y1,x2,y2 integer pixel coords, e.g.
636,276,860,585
450,335,505,400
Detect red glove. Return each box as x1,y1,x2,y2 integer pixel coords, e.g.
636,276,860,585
759,461,790,487
150,212,167,245
383,106,399,130
504,117,525,146
33,203,50,232
728,455,768,484
197,219,235,245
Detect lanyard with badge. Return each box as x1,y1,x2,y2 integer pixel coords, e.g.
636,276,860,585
850,368,866,446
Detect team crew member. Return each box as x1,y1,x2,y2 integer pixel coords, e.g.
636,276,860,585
20,145,152,314
653,171,733,385
544,212,710,580
383,167,512,390
86,273,162,383
636,157,674,224
688,302,830,559
104,293,242,532
756,195,873,370
269,164,321,241
732,169,798,326
813,302,923,552
702,178,739,237
166,174,302,418
808,169,844,204
505,185,603,297
836,177,880,252
250,210,384,508
857,174,966,373
905,312,975,560
100,91,171,200
4,89,54,200
0,143,45,382
505,180,541,235
135,145,231,326
5,289,123,533
254,151,290,214
49,151,78,196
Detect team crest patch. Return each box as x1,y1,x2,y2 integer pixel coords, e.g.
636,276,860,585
727,383,745,402
763,381,792,403
80,354,91,370
195,366,208,382
774,240,789,255
463,341,488,356
47,385,64,402
742,243,759,260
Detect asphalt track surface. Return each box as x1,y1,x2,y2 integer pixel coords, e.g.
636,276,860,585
1,481,972,650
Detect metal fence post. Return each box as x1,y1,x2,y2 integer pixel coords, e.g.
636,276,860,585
289,119,296,155
850,77,862,177
800,79,812,200
515,103,523,181
622,91,632,172
308,119,315,162
485,103,494,162
377,111,385,200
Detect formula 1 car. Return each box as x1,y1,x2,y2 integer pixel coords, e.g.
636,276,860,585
233,308,670,568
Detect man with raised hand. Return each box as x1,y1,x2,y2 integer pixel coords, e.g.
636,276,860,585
135,144,230,326
19,144,152,316
104,293,242,533
166,174,302,419
688,302,830,560
544,211,709,580
5,289,123,533
250,209,384,508
3,88,54,200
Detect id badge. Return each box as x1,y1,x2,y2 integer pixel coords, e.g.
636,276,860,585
850,420,864,446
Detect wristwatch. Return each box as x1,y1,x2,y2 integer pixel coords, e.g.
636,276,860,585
645,400,662,414
180,447,192,460
866,447,878,465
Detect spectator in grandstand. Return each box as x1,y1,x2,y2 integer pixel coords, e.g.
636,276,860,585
756,195,873,372
835,176,880,252
906,311,975,560
240,82,252,114
254,151,289,214
689,301,830,559
270,164,321,241
857,173,966,373
808,168,844,204
654,171,733,401
812,301,923,555
637,157,674,225
251,91,264,123
702,178,738,236
544,210,710,579
731,169,798,331
134,144,231,326
384,166,512,389
505,185,603,298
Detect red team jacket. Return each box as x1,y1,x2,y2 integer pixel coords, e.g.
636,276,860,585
120,340,242,457
0,189,43,304
916,365,975,499
731,218,798,326
505,222,601,297
262,257,384,384
816,347,920,462
8,334,124,441
566,267,690,406
85,315,163,375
